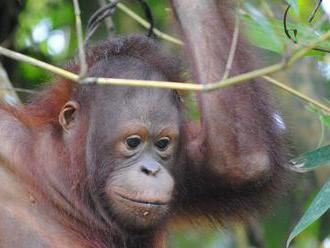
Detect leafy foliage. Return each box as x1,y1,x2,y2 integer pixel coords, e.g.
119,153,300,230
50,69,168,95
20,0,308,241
287,178,330,247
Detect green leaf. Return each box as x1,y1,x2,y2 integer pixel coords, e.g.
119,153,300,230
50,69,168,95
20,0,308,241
241,12,330,55
242,4,283,54
290,145,330,172
287,178,330,247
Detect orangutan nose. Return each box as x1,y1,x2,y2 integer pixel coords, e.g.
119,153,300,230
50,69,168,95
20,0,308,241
140,162,161,176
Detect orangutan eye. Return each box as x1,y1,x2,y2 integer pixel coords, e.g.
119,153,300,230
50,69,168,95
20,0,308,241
126,135,142,149
155,137,170,151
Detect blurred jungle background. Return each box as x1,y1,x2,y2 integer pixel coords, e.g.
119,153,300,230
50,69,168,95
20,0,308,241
1,0,330,247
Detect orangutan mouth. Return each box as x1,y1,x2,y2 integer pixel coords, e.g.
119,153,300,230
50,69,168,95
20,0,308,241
114,191,169,207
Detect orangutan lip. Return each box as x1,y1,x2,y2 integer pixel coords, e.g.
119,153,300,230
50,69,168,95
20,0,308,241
115,192,168,206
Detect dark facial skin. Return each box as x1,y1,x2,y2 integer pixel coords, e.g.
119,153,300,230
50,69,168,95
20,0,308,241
60,57,182,231
93,87,180,230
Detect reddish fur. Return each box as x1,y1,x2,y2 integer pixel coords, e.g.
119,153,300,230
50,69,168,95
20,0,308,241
3,80,75,126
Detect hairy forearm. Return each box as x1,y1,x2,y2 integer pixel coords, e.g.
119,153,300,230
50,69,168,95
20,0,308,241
202,84,286,181
172,0,288,183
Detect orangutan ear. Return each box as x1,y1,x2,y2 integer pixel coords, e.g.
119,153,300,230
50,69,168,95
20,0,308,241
59,101,80,132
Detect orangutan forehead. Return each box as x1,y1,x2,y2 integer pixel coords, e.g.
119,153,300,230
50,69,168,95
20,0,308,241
92,86,180,128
